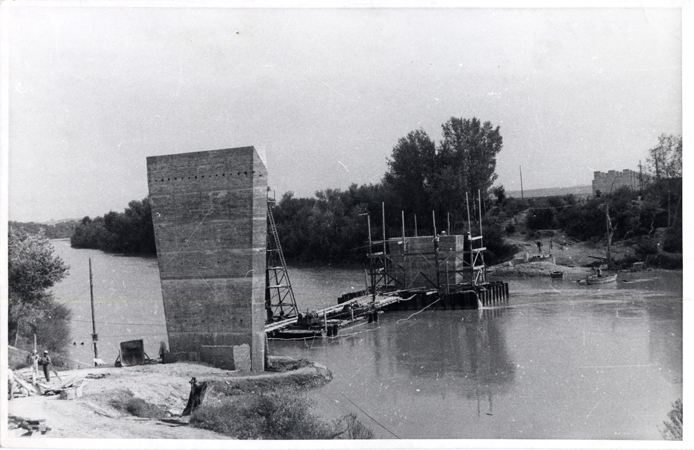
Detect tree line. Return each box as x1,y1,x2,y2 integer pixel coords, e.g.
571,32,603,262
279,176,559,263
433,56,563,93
65,123,681,269
70,198,156,255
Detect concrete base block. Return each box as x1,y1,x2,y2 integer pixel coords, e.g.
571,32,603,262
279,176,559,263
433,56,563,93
233,344,252,372
201,345,236,370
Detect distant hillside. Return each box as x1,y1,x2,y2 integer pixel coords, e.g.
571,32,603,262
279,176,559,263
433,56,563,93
9,220,80,239
507,185,592,199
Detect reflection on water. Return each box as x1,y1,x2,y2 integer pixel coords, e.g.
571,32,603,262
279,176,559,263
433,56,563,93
49,242,682,440
270,271,682,440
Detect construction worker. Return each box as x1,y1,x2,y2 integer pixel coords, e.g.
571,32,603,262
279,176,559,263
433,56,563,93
28,350,39,385
39,350,52,382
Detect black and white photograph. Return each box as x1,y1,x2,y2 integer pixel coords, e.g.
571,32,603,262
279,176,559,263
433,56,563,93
1,1,688,447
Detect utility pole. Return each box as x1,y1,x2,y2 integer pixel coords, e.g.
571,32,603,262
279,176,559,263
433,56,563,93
519,165,524,201
89,258,99,367
638,160,643,195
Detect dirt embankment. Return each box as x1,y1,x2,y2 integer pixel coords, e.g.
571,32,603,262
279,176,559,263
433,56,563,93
490,231,639,279
6,357,332,440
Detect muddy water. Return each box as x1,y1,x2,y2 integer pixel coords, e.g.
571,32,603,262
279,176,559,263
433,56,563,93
50,241,682,439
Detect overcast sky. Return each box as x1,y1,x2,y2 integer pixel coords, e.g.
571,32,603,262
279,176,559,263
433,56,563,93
4,4,683,222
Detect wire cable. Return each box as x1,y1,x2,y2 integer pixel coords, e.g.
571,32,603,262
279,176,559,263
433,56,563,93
339,391,401,439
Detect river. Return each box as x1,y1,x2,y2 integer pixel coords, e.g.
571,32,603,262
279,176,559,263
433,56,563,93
50,239,682,440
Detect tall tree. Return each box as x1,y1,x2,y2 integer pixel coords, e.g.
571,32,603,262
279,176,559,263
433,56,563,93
8,229,70,346
437,117,503,206
647,133,682,179
383,129,437,218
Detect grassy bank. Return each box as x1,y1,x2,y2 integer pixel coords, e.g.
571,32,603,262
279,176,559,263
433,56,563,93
190,392,374,439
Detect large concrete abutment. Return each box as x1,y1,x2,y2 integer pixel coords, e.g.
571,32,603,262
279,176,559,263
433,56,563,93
146,147,267,371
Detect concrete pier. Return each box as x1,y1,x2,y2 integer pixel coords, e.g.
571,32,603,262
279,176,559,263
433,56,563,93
147,147,267,371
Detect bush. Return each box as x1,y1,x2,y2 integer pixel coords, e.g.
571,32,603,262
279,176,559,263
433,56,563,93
661,399,682,440
483,223,518,265
125,398,167,419
191,393,374,440
109,392,168,419
663,227,682,253
636,240,659,256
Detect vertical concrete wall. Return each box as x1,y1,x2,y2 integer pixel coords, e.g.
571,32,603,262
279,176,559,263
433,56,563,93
389,235,464,289
146,147,267,371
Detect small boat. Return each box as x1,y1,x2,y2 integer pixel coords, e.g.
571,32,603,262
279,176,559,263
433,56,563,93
549,271,564,279
579,274,617,285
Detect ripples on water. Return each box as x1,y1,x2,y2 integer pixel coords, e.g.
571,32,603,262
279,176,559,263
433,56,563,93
51,241,682,440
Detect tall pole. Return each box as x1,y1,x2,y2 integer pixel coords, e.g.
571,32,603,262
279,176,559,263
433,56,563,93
382,202,387,284
89,258,98,366
402,210,407,286
519,165,524,201
465,192,471,234
401,211,406,242
478,190,484,241
432,210,437,236
366,215,375,302
639,160,643,195
447,212,451,235
414,214,418,237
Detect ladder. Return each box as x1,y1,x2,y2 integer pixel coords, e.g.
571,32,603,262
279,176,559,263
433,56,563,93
265,200,299,322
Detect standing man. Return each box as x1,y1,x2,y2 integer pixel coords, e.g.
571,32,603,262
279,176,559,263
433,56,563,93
28,350,40,385
536,241,543,254
39,350,52,382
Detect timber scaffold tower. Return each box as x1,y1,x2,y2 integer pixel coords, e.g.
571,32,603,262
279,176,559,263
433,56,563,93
363,191,508,309
266,198,299,322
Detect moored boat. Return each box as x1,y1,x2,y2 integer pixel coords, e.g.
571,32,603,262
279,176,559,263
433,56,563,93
579,274,617,285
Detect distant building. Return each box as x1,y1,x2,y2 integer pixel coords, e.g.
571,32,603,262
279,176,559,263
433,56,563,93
592,169,641,195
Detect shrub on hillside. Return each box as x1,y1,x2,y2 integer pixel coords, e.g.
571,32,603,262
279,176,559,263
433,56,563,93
526,207,557,231
661,399,682,440
190,393,374,440
663,227,682,253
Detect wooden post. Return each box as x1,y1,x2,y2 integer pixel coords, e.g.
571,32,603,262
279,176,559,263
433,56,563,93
89,258,99,367
466,192,471,234
382,202,387,289
414,214,418,237
520,165,524,201
401,210,406,286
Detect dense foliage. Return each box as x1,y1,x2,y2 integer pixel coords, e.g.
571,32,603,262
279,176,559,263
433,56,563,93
71,198,156,254
190,392,374,439
383,117,503,231
8,228,72,360
661,399,683,440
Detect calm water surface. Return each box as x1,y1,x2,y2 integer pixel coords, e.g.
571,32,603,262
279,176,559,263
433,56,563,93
51,240,682,440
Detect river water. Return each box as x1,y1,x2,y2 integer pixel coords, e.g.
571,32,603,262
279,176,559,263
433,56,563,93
50,239,682,440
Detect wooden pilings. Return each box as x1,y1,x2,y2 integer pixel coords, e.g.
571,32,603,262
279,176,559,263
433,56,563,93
379,281,509,311
476,282,509,308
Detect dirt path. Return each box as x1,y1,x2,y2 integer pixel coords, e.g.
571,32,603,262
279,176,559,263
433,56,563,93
6,359,331,441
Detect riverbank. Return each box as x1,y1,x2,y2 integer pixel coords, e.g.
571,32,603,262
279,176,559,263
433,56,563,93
489,230,675,278
6,357,332,440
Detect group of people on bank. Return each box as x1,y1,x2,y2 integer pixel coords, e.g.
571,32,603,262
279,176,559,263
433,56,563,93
28,349,53,383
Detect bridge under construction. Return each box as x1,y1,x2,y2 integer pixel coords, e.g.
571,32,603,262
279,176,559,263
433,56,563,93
265,194,510,338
